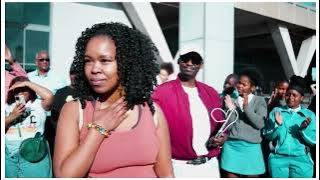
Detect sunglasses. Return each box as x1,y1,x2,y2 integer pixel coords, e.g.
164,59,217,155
37,58,50,62
179,58,202,65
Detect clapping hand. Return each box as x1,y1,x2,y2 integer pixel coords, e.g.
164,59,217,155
274,111,283,126
224,95,236,110
300,117,311,130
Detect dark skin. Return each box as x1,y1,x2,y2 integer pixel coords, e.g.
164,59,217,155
277,82,289,98
178,58,226,147
224,75,259,178
286,89,303,109
268,81,289,107
300,117,311,130
276,89,311,129
223,76,238,90
236,75,255,108
178,58,201,87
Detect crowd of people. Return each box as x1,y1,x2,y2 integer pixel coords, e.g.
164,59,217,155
4,22,316,178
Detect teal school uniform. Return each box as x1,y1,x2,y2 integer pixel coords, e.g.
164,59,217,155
263,106,316,178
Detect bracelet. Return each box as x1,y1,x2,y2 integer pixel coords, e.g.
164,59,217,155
87,123,110,138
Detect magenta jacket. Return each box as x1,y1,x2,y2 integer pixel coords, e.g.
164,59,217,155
152,78,224,160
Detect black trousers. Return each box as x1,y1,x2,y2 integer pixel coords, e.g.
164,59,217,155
43,116,57,160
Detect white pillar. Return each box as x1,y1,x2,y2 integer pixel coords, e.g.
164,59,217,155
179,2,234,92
204,3,234,92
122,2,173,63
179,2,205,81
297,35,316,77
269,23,316,79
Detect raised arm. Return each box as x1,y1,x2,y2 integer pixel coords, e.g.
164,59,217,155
153,103,174,178
263,109,287,141
5,44,27,77
299,112,316,146
9,81,53,111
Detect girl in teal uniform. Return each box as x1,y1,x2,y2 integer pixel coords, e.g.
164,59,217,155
263,75,316,178
221,71,267,177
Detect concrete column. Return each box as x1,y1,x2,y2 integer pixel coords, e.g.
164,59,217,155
122,2,173,63
296,35,316,77
179,2,234,92
269,23,316,79
204,3,234,92
179,2,205,81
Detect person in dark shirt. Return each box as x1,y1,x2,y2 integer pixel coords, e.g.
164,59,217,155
308,83,316,178
267,80,289,113
221,73,239,99
48,64,77,161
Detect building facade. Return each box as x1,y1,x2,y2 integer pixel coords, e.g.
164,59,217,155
5,2,317,92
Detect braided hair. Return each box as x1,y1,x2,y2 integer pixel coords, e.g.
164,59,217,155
72,22,160,114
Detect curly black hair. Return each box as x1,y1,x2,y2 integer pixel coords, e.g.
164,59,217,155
72,22,160,114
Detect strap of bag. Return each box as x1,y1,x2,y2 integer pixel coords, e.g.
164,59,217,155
78,100,83,130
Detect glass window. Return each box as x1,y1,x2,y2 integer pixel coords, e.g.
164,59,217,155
5,2,50,72
5,27,24,63
6,3,50,26
25,29,50,71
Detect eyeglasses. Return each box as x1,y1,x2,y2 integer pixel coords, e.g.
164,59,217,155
179,58,202,65
37,58,50,62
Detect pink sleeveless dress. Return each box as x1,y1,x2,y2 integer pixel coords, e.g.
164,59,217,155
79,101,160,178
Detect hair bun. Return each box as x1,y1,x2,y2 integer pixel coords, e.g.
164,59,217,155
289,75,306,89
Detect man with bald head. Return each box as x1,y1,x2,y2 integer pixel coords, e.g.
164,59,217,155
28,50,65,95
35,50,50,74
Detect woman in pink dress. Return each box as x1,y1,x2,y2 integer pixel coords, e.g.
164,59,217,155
53,22,173,178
